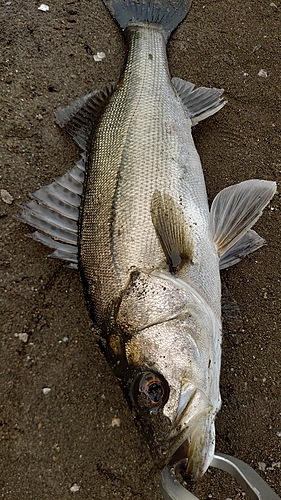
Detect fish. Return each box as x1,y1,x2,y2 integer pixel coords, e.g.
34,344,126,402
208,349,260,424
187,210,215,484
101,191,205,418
19,0,276,481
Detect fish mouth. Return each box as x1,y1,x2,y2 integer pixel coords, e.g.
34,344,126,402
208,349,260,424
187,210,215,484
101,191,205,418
163,390,216,480
168,437,190,476
165,419,215,481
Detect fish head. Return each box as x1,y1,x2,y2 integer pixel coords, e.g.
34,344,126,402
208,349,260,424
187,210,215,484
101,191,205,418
124,320,219,480
111,271,221,480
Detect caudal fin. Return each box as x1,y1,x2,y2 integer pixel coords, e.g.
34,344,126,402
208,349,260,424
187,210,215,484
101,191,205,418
102,0,192,35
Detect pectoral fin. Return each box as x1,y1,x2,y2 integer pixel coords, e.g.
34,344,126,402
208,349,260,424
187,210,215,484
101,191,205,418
151,190,194,273
172,77,226,125
210,179,276,267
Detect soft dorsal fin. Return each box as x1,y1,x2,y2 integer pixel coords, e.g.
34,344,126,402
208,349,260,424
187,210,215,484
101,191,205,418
172,77,226,125
151,190,194,273
19,84,117,268
56,83,116,150
210,179,276,265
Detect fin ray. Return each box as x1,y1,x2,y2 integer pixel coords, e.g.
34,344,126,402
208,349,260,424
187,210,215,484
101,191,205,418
211,179,276,258
56,84,116,150
219,229,265,270
151,190,194,273
102,0,192,35
172,77,226,125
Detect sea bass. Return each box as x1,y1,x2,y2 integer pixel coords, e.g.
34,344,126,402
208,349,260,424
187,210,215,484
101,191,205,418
19,0,276,480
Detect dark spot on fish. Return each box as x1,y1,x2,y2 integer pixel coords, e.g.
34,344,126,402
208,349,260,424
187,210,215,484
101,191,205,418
148,53,153,60
208,359,211,368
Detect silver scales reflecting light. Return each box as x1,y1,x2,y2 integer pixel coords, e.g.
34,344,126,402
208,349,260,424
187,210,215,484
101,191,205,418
161,453,281,500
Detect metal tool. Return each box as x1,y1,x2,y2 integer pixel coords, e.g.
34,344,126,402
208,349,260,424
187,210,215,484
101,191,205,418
161,452,281,500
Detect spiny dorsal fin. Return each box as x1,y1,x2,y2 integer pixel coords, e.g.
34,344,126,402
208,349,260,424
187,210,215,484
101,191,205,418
172,77,226,125
151,190,194,273
18,156,86,269
211,179,276,259
56,83,116,150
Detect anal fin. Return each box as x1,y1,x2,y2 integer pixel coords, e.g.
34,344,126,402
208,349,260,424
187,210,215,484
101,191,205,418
172,77,226,125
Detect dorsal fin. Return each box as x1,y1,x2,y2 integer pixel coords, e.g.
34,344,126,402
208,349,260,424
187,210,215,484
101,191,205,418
19,84,117,268
56,83,116,150
18,157,86,268
172,77,226,125
151,190,194,273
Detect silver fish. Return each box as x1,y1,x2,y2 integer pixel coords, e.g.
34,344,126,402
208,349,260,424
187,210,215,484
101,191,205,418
19,0,276,480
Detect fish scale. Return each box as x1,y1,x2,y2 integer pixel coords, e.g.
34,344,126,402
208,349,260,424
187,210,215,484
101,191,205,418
80,24,220,323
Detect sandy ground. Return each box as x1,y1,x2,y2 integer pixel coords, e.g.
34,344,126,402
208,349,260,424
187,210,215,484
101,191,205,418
1,0,281,499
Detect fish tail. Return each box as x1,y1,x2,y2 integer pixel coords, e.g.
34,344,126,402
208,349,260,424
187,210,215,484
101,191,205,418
102,0,192,36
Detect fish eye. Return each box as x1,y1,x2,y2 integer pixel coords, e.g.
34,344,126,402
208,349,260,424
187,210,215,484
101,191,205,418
131,371,169,412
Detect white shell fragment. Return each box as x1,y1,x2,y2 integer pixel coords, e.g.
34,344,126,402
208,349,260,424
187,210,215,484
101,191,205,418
258,69,268,78
14,332,29,343
93,52,106,62
111,417,121,427
42,387,51,395
38,4,49,11
1,189,14,205
70,483,80,492
258,462,266,472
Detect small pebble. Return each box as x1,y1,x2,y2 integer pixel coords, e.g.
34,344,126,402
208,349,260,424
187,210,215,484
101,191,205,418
258,462,266,472
15,332,29,343
258,69,268,78
70,483,80,492
93,52,105,62
276,431,281,437
42,387,51,395
36,114,43,120
111,417,121,427
1,189,14,205
38,4,49,11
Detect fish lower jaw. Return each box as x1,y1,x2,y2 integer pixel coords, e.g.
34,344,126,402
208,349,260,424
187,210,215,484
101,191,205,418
164,410,216,480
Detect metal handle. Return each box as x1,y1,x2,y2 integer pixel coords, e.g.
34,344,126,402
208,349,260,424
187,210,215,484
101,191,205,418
161,452,281,500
